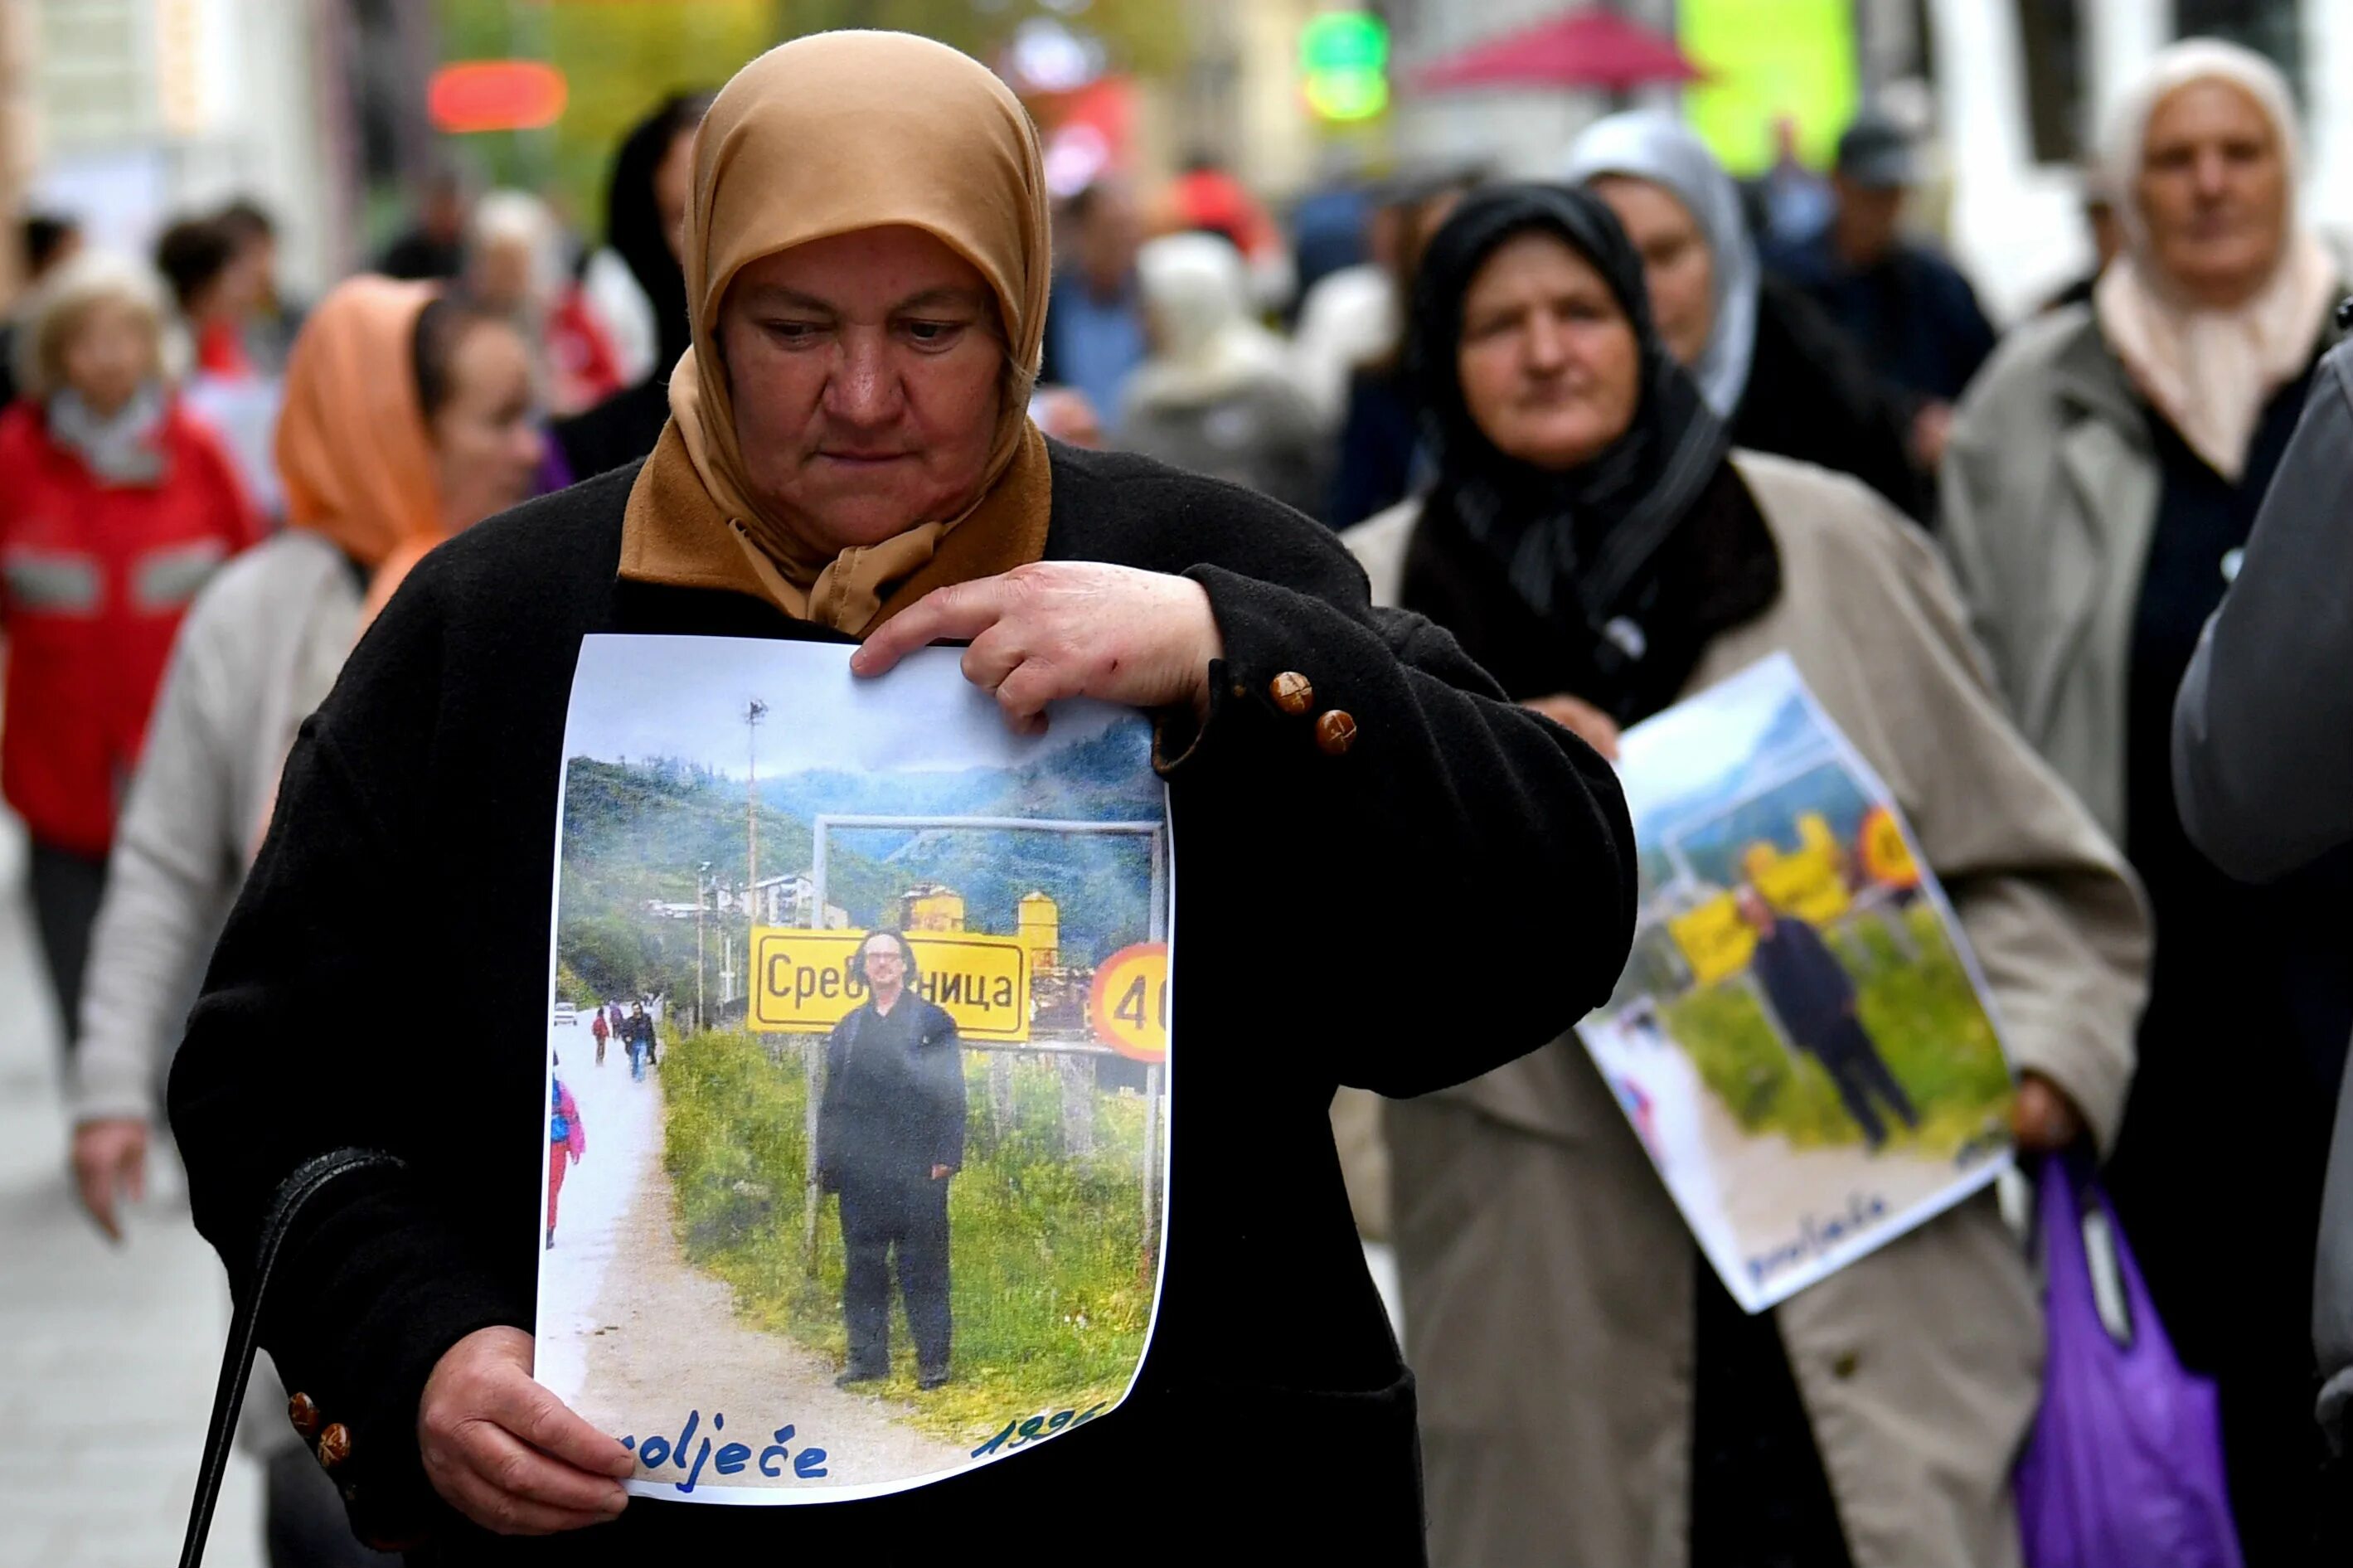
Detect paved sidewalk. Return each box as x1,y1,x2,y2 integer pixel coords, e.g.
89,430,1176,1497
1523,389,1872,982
0,814,264,1568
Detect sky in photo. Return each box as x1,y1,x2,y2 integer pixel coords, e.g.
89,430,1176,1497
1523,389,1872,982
561,634,1135,776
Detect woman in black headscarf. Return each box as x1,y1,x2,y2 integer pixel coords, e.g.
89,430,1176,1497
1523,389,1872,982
553,93,710,480
1345,186,2148,1568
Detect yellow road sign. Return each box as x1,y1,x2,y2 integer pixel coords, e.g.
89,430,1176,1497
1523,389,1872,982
1089,942,1168,1063
750,928,1031,1041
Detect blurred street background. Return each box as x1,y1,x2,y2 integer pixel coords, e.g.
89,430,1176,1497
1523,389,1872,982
1,1,2346,1564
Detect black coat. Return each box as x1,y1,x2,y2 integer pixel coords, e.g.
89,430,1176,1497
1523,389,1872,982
1746,915,1856,1046
167,444,1636,1561
814,995,965,1189
1730,276,1929,524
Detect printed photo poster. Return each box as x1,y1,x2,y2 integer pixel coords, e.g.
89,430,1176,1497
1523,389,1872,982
1581,653,2015,1314
536,635,1173,1503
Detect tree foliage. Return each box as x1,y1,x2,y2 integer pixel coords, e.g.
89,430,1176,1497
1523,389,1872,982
430,0,1188,237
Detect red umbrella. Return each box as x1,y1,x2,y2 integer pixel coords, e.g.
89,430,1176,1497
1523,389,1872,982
1409,7,1703,94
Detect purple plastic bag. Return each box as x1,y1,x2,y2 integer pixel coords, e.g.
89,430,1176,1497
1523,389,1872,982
2015,1154,2244,1568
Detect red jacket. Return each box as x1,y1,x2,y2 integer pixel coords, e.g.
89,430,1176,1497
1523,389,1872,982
0,399,261,854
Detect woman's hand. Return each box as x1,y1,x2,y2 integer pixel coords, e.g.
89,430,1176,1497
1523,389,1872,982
1523,692,1622,761
71,1118,149,1242
418,1326,634,1534
853,562,1224,735
2011,1071,2085,1153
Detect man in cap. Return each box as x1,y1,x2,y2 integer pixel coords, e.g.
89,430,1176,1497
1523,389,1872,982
1766,110,1997,471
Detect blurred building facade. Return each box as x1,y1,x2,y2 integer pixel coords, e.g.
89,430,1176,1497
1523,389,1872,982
14,0,369,296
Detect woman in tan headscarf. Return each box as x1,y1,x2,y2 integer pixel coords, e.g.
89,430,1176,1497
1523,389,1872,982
1943,39,2344,1561
167,32,1636,1560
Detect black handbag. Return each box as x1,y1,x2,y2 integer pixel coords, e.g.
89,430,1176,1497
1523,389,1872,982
178,1147,405,1568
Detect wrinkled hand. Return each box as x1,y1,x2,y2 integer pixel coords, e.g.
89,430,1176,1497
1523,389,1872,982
2011,1071,2084,1153
71,1118,149,1243
854,562,1224,735
419,1326,633,1535
1524,692,1622,761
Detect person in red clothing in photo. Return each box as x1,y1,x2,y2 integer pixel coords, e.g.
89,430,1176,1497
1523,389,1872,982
0,250,261,1042
546,1069,585,1249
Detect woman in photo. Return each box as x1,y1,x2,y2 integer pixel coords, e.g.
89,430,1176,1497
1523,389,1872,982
815,929,965,1391
1345,184,2145,1568
167,32,1636,1560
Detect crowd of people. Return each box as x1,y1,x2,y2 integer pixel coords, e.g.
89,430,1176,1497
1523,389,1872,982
6,23,2351,1568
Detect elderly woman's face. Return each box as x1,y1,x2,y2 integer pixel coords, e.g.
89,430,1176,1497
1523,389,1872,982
2137,79,2288,308
58,298,156,417
1457,231,1642,472
720,226,1005,554
1589,176,1716,373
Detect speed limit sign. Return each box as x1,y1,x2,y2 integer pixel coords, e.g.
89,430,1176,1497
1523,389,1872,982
1087,942,1168,1064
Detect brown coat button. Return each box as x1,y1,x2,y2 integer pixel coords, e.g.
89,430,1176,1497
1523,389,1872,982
1314,710,1358,755
1831,1351,1861,1380
288,1391,321,1439
317,1422,352,1469
1269,671,1315,716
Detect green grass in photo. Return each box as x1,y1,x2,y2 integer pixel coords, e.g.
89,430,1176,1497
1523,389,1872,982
662,1027,1152,1445
1660,901,2013,1156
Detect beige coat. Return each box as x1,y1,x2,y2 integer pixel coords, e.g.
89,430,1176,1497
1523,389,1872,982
1938,302,2338,844
1340,452,2148,1568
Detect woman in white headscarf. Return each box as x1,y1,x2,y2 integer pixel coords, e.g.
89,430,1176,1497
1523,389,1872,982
1116,231,1326,515
1943,41,2344,1561
1565,110,1924,520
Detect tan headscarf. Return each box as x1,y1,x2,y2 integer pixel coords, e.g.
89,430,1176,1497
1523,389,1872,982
276,275,446,575
2093,40,2338,481
620,30,1055,634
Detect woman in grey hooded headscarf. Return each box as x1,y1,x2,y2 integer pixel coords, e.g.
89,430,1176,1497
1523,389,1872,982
1566,110,1926,522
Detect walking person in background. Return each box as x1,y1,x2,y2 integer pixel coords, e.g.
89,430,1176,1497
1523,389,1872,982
623,1002,652,1081
557,93,711,481
380,162,472,283
817,930,965,1390
1734,886,1919,1152
1566,110,1926,522
1116,231,1326,517
216,198,306,372
1040,179,1147,424
466,190,623,420
1765,111,1997,471
1,250,260,1043
156,216,262,382
1325,167,1479,529
67,274,542,1241
0,211,83,406
1942,43,2346,1558
589,1002,609,1066
546,1072,585,1249
1346,184,2142,1568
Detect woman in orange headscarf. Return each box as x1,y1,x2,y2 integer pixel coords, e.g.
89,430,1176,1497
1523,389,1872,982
168,33,1634,1559
67,272,541,1565
70,275,540,1221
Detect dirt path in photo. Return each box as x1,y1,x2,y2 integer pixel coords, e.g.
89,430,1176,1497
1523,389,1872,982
545,1046,965,1493
1689,1077,1967,1243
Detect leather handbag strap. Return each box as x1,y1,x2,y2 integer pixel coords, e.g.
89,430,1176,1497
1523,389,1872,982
178,1147,404,1568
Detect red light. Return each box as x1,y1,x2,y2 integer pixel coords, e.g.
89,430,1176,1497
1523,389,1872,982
428,61,569,133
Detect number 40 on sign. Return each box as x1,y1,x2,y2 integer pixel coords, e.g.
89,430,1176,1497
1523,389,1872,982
1088,942,1168,1064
